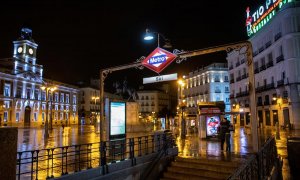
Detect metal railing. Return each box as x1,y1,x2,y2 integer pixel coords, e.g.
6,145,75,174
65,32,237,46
228,136,279,180
16,133,175,180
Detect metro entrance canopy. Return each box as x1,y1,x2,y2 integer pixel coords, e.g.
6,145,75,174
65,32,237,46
99,41,259,152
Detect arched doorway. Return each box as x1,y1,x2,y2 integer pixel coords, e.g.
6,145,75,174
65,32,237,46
24,106,31,126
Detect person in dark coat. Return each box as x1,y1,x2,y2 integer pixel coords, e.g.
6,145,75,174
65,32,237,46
219,118,231,151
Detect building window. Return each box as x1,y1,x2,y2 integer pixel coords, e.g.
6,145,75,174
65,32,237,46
60,93,64,103
4,84,10,97
60,105,64,111
66,113,69,120
35,90,39,100
42,104,46,110
73,95,77,104
225,86,229,92
4,101,10,109
55,93,59,102
42,112,45,121
268,53,273,62
282,71,285,79
42,91,46,101
34,113,37,121
73,106,76,112
224,76,228,82
66,94,70,103
54,113,58,120
225,98,229,103
16,112,20,122
55,105,58,111
60,113,63,120
26,88,31,99
214,75,220,82
3,111,8,122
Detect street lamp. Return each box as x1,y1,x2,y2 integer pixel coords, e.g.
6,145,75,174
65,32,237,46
92,96,100,125
177,79,186,138
144,28,172,48
41,84,57,139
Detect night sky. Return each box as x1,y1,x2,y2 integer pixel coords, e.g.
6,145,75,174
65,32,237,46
0,0,259,89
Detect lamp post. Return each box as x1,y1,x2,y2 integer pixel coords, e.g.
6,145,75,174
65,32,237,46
92,96,99,125
144,29,172,48
177,79,186,138
41,85,57,139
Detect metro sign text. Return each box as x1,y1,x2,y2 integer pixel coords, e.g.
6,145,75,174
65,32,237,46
142,47,177,73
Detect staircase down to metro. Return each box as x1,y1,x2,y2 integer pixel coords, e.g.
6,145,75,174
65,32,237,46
160,156,242,180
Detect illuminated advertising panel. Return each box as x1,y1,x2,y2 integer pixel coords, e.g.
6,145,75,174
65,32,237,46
206,116,220,137
246,0,293,37
110,102,126,138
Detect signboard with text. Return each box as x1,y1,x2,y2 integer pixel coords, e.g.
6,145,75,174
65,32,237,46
246,0,292,37
142,47,177,74
143,73,178,84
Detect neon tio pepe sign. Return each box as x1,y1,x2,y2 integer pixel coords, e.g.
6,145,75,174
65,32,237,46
142,47,177,74
246,0,293,37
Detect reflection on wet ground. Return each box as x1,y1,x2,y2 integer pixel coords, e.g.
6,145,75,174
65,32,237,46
17,124,151,151
175,126,300,179
16,125,299,179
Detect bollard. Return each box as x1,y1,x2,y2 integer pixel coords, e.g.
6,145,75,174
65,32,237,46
0,127,18,180
276,122,280,140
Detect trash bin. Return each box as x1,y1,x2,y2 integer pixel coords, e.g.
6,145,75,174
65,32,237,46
287,136,300,179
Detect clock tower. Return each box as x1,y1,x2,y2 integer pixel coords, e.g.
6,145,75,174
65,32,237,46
13,28,43,81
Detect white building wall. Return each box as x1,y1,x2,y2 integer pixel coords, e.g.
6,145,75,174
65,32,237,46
227,2,300,129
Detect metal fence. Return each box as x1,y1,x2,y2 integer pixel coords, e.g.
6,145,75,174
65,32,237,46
228,136,279,180
16,132,175,180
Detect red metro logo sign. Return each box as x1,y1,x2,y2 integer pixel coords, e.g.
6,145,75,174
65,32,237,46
142,47,177,74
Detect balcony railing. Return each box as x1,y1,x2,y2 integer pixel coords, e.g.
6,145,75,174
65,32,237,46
266,61,273,68
240,59,245,64
241,74,248,80
253,50,259,57
215,90,221,93
264,101,270,105
257,101,263,106
276,55,284,63
265,83,275,90
277,79,284,87
274,32,282,41
256,86,265,93
265,41,272,49
259,46,264,53
259,65,266,71
236,91,249,98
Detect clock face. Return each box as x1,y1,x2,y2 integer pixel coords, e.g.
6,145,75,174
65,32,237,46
17,47,23,53
29,48,34,55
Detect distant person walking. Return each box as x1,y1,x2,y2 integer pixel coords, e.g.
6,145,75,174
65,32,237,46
219,118,231,152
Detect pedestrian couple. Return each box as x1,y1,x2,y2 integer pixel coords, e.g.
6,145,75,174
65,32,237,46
218,118,233,152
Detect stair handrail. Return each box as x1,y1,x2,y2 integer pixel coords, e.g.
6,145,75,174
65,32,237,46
140,131,176,180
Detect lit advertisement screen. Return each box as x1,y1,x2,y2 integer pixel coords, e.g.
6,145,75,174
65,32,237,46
206,116,220,137
110,102,126,138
